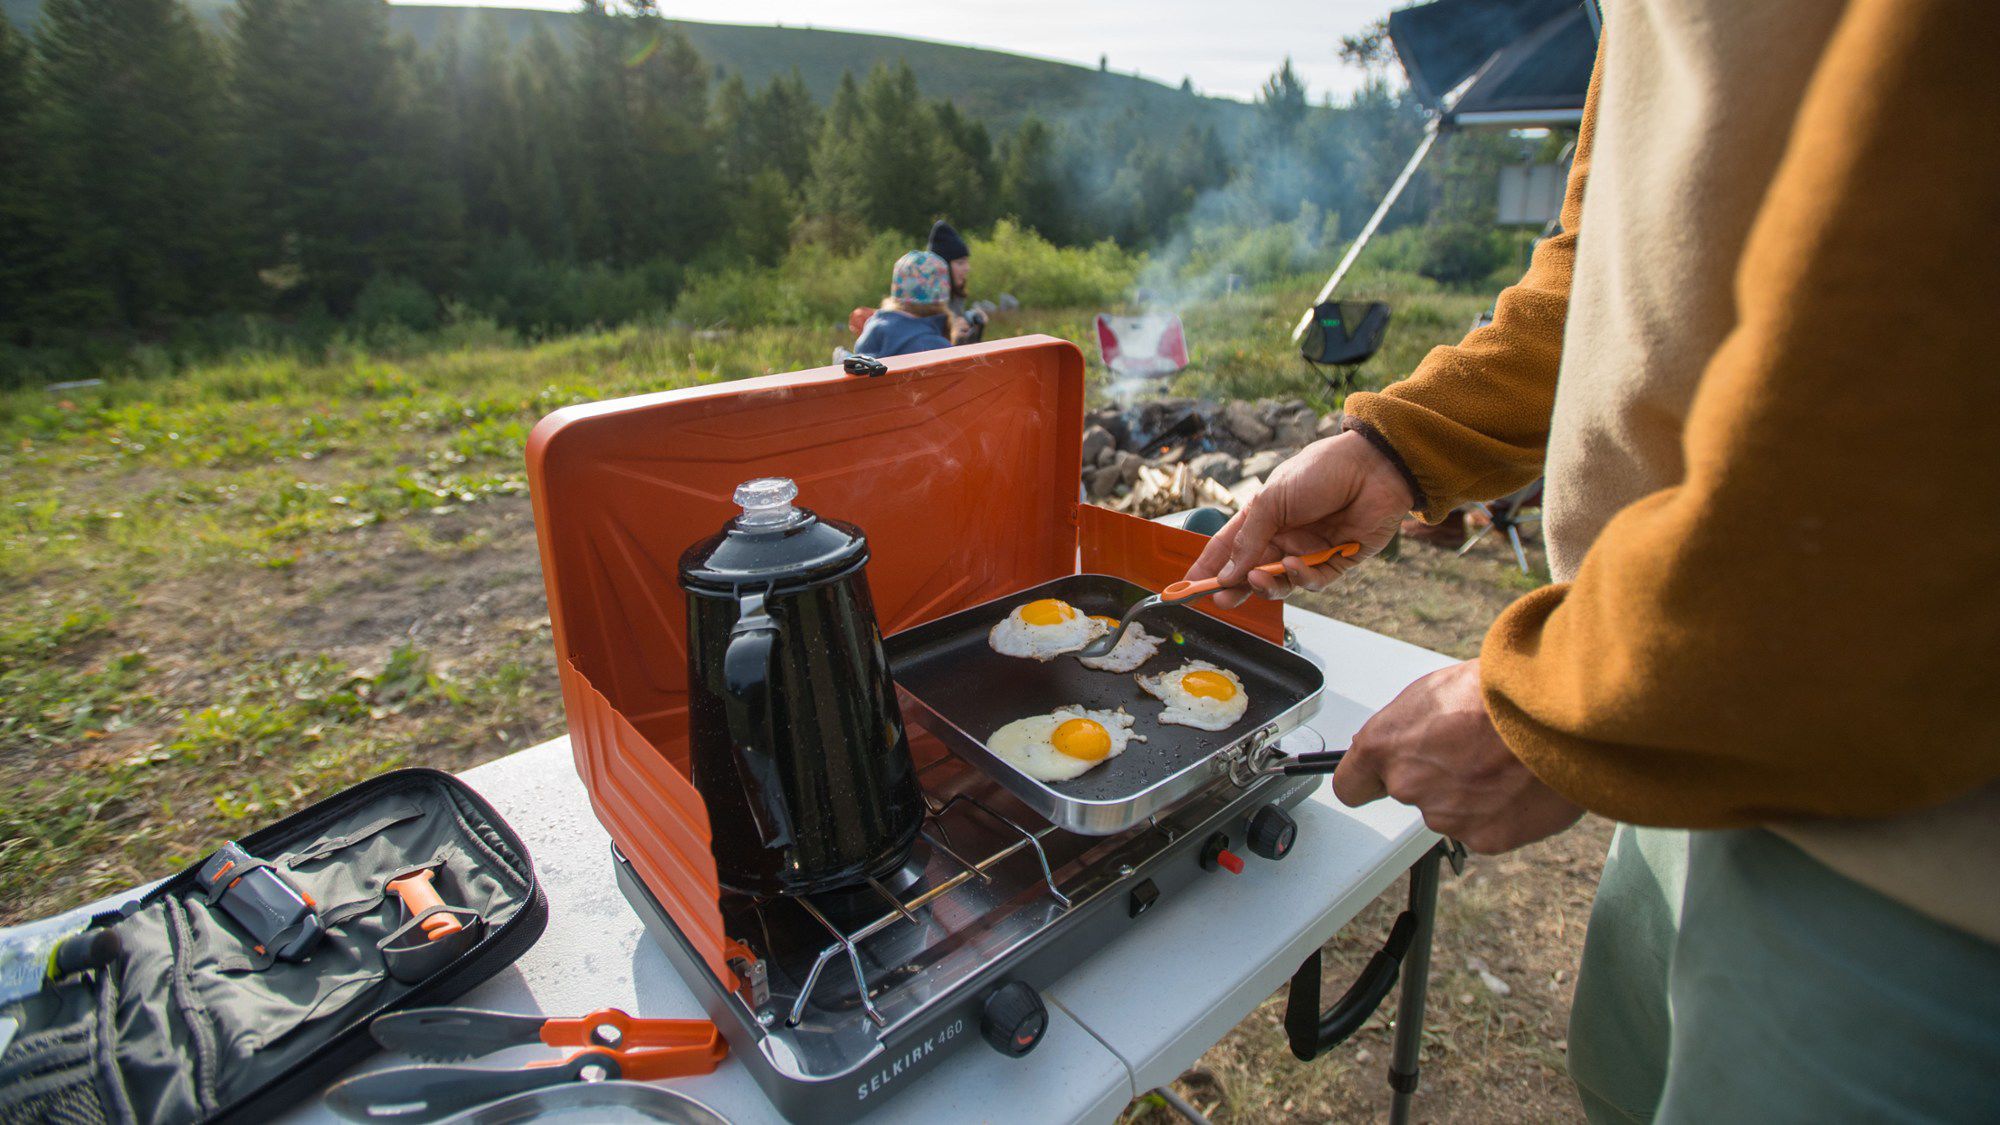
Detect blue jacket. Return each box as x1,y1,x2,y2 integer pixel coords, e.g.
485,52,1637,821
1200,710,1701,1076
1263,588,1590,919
854,309,952,358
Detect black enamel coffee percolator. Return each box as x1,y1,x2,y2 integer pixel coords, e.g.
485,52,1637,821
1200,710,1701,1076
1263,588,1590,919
678,478,925,897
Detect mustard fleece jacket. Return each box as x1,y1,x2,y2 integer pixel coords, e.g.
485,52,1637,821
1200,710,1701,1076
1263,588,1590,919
1344,1,2000,845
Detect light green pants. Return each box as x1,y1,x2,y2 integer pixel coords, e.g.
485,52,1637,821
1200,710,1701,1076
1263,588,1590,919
1569,825,2000,1124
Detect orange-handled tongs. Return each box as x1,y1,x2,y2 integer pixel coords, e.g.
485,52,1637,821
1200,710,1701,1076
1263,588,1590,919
325,1007,726,1123
1077,542,1363,660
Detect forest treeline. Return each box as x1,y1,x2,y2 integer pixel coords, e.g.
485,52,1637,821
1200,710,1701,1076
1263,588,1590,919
0,0,1506,376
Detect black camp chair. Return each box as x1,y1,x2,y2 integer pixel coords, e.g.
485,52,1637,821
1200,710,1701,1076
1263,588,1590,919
1300,300,1392,394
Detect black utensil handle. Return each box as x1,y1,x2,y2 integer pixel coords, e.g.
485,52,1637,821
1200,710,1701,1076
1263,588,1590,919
1281,749,1347,775
370,1008,544,1059
325,1053,618,1123
721,591,795,848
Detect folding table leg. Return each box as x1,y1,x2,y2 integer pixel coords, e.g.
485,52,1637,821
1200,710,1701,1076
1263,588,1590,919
1387,844,1445,1124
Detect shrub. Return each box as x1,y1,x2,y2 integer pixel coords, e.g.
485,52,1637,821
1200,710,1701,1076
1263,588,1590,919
672,231,901,328
459,238,676,336
673,222,1141,330
1412,220,1514,287
972,219,1141,309
353,275,439,336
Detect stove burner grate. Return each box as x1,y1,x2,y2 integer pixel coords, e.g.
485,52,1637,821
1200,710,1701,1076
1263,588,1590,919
782,789,1071,1029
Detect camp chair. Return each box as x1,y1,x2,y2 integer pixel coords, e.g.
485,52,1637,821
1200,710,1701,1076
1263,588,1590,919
1299,300,1392,394
1459,479,1543,573
1095,313,1189,379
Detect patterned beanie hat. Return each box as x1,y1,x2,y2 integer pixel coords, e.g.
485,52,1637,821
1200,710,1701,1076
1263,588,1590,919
890,250,950,306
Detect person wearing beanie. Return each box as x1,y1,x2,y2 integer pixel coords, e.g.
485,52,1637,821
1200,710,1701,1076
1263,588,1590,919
853,250,956,358
928,219,985,343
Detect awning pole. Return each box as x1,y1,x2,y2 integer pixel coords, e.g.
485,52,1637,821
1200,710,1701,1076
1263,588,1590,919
1291,117,1444,342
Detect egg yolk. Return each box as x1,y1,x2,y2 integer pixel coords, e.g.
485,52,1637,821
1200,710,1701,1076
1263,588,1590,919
1180,670,1238,700
1052,718,1113,760
1020,598,1076,626
1091,615,1120,628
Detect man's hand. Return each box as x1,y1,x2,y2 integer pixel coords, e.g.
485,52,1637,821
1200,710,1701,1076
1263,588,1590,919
1333,660,1584,854
1186,431,1414,608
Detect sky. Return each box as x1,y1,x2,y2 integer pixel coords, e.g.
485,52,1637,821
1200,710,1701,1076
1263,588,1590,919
388,1,1404,102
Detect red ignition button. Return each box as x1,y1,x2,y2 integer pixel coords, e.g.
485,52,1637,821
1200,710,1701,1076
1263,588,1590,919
1198,833,1243,874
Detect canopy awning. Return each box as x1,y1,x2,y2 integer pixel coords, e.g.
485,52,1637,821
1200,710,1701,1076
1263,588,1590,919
1388,0,1598,128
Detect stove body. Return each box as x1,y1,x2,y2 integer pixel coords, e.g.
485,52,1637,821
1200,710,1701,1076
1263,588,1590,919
619,744,1320,1123
529,338,1317,1121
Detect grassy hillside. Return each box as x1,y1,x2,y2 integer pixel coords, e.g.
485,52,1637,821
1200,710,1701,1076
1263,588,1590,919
406,7,1254,132
1,1,1255,133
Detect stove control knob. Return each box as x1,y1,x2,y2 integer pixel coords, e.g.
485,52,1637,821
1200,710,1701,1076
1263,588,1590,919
1247,805,1298,861
981,981,1048,1058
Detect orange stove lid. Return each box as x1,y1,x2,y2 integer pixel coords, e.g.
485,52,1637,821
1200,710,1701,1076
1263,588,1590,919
527,336,1086,750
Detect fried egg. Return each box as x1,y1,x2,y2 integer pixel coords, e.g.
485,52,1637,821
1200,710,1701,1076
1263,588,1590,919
1078,617,1164,673
987,707,1144,783
1138,661,1250,730
988,598,1108,661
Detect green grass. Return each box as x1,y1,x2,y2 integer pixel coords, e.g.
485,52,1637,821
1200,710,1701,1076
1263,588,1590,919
0,261,1498,920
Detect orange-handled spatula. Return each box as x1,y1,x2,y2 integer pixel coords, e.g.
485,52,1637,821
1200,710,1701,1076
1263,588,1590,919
1076,542,1361,660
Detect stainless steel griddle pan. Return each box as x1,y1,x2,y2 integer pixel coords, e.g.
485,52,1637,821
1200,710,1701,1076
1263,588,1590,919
885,573,1324,834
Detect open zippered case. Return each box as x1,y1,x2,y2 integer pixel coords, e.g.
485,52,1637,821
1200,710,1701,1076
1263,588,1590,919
0,767,547,1125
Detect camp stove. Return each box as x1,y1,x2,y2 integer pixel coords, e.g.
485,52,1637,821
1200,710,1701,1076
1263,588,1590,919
529,336,1317,1122
617,740,1318,1123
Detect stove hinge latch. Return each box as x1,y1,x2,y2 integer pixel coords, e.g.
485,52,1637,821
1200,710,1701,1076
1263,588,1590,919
729,954,771,1013
1218,723,1284,787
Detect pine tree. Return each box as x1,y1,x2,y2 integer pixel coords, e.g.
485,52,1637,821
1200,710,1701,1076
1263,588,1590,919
568,2,720,265
853,63,938,236
508,25,578,261
433,15,521,242
803,71,870,245
624,15,720,261
1259,58,1310,139
231,0,462,311
729,168,794,266
33,0,240,328
996,116,1065,241
0,17,55,343
929,101,994,230
749,70,818,190
711,72,757,186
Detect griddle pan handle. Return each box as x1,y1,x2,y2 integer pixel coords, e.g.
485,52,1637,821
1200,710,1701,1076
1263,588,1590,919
723,591,795,849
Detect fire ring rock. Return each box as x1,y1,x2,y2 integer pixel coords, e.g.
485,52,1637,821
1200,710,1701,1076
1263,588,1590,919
1082,424,1116,467
1187,451,1243,484
1241,449,1288,481
1222,401,1274,447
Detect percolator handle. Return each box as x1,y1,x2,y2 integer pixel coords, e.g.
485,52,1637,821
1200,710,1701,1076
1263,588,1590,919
721,591,796,849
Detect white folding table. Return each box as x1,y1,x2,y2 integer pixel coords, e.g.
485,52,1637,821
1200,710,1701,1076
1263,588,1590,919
283,606,1452,1124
